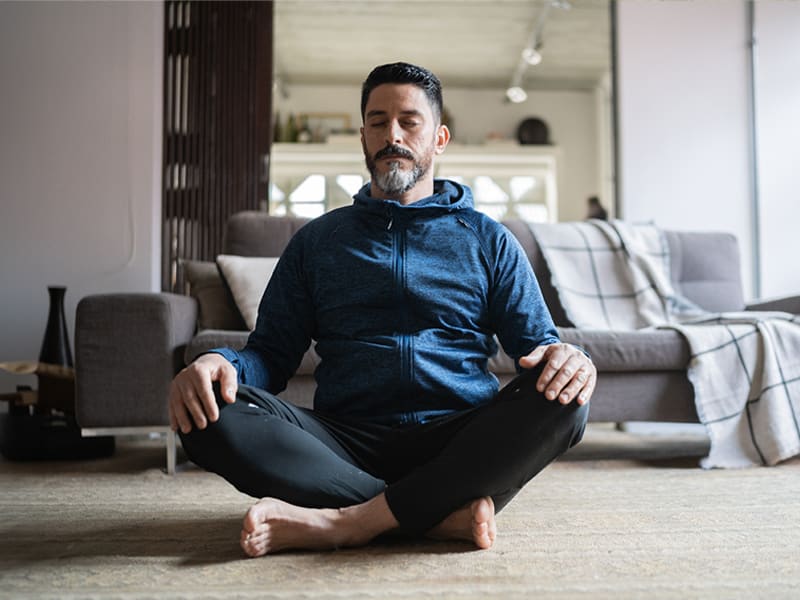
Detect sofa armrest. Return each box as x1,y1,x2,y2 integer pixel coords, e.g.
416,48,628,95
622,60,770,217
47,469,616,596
75,293,197,429
746,295,800,314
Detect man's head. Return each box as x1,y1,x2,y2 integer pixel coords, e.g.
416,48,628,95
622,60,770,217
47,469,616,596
360,63,450,204
360,62,443,124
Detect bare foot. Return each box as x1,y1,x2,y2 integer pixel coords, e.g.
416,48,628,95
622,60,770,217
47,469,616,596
427,497,497,549
240,494,398,557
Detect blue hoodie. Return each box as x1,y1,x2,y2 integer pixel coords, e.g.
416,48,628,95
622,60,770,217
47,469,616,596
213,179,560,425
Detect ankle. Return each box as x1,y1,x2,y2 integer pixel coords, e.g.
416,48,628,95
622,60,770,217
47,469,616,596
336,497,398,547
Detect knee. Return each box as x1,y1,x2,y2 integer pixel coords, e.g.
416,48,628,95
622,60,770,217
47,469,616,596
178,393,242,466
565,400,590,448
528,394,589,453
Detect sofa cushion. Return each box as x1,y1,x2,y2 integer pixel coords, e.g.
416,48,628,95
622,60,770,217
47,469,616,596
558,327,690,372
185,330,320,376
665,230,745,312
223,212,311,256
490,328,690,375
183,260,246,331
216,255,280,331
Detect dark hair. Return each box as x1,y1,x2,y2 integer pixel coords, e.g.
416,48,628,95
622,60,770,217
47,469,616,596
360,62,443,123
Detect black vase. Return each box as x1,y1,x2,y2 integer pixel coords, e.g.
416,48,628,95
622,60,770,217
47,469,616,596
39,286,73,367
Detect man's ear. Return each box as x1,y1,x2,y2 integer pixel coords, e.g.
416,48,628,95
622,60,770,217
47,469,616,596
435,124,450,155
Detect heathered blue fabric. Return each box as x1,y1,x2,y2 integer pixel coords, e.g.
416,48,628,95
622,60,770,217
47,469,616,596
213,179,560,425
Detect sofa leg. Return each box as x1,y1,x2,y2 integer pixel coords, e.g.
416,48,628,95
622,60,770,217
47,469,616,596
166,429,176,475
82,426,176,474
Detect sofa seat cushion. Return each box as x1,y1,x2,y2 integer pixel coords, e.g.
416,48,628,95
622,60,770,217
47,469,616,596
559,328,690,372
185,330,320,377
489,328,689,375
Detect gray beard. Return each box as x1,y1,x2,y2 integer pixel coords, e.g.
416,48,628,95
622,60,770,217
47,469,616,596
372,160,425,197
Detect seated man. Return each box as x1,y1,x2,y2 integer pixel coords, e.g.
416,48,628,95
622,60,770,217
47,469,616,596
169,62,595,557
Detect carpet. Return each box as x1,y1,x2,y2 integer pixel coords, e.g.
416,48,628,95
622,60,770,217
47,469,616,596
1,424,799,599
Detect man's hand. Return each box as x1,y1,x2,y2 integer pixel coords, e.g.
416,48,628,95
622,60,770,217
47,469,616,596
168,353,238,434
519,343,596,406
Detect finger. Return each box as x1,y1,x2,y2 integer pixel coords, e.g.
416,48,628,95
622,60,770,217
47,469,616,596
555,364,592,404
519,344,550,369
180,380,209,430
536,345,570,393
543,354,584,401
218,363,239,404
195,372,220,424
576,372,596,406
170,382,195,434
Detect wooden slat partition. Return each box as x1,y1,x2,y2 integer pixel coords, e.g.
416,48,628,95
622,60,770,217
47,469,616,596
162,1,273,292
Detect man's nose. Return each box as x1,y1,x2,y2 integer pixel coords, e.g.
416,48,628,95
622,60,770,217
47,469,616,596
385,120,403,145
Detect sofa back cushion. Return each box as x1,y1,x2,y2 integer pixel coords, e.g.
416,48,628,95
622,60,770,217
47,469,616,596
223,212,311,256
501,219,746,326
664,230,745,313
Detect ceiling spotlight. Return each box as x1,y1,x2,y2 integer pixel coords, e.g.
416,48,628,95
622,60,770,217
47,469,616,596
522,47,542,66
506,86,528,103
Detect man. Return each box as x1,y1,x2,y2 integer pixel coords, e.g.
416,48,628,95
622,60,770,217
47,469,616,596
169,62,595,557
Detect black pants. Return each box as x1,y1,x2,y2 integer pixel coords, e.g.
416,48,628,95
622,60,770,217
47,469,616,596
180,366,589,535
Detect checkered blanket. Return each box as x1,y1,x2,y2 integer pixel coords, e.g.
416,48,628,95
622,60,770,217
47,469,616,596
530,220,800,468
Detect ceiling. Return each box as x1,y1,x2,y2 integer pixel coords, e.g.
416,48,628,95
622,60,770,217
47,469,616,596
273,0,611,92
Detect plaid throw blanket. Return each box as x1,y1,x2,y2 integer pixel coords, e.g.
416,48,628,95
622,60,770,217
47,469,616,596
530,220,800,468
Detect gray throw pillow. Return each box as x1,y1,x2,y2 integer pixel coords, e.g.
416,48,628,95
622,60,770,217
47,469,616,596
183,260,246,331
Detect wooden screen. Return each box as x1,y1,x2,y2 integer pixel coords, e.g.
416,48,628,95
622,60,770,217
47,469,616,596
162,0,273,292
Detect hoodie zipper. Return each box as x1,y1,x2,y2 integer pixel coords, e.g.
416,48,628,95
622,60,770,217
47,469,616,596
389,209,412,412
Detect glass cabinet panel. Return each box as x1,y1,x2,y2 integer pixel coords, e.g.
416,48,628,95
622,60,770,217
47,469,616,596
269,143,558,222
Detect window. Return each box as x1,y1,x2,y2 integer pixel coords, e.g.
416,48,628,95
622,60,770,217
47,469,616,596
269,143,558,222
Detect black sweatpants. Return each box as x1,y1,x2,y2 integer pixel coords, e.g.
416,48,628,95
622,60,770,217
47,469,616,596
180,366,589,535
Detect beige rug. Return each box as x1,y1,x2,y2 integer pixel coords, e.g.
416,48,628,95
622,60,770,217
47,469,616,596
1,424,799,599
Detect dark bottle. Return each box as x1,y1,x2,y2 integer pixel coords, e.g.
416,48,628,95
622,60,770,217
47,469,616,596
39,286,73,367
285,113,298,143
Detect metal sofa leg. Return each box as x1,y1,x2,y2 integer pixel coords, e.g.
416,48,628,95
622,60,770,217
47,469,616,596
166,429,176,475
82,426,177,474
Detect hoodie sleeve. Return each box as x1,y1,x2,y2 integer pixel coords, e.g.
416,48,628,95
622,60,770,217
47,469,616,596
488,227,561,367
206,231,315,393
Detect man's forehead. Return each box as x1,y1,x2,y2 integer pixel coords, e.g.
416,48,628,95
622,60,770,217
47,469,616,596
365,83,433,115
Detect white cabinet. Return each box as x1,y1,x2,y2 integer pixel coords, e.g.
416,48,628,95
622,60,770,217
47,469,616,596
269,142,559,222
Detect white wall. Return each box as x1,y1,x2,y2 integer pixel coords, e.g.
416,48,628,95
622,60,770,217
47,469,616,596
616,0,800,301
754,2,800,298
0,1,163,394
276,83,604,222
616,0,754,296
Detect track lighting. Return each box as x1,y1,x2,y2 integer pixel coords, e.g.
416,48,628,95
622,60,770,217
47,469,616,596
504,0,570,103
521,46,542,66
506,86,528,104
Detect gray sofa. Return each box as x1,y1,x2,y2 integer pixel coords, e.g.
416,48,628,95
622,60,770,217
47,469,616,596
75,211,800,470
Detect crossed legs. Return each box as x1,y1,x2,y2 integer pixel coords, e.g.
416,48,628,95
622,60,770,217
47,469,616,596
239,494,497,557
180,372,588,556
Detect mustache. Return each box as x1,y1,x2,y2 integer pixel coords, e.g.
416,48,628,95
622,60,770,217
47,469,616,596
374,145,415,161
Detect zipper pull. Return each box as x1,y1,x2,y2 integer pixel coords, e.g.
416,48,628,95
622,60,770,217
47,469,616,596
386,207,393,230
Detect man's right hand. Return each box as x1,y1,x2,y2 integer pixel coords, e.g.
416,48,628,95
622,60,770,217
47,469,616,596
168,353,238,434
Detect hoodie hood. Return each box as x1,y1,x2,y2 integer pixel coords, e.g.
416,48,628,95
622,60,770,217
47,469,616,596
353,179,473,215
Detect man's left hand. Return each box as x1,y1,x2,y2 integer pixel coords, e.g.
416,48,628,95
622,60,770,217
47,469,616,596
519,343,596,406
